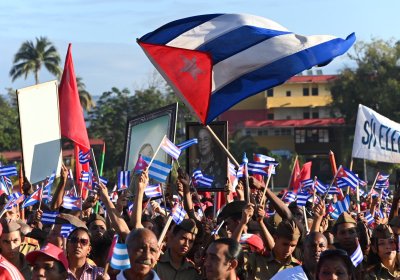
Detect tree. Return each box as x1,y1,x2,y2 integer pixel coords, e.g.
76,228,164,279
76,76,95,111
87,86,171,180
9,37,61,84
0,93,21,151
330,39,400,123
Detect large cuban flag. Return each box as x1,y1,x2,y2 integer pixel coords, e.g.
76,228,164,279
138,13,355,124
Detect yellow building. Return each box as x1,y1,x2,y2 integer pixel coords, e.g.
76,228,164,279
220,74,345,185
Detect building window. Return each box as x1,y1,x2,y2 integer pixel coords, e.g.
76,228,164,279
303,112,310,119
306,129,319,143
286,91,291,97
267,89,274,97
295,129,305,143
303,88,309,96
312,112,319,118
319,129,329,143
312,87,319,96
267,113,274,120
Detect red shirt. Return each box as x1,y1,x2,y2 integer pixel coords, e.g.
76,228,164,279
0,255,24,280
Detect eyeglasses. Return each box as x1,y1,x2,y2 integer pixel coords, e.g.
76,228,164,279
68,237,90,246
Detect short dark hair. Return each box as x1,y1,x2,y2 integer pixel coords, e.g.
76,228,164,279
316,249,353,280
67,227,92,244
211,238,242,261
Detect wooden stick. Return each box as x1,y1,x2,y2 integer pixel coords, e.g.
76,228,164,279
243,153,250,203
147,135,165,168
322,165,342,201
90,148,100,180
312,176,317,207
303,206,309,233
370,172,380,194
158,215,173,246
287,155,298,190
259,166,274,207
356,180,360,213
205,125,240,168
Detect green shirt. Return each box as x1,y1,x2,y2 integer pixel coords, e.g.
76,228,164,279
155,249,201,280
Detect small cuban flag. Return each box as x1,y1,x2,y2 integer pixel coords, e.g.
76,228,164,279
144,184,163,198
110,235,131,270
118,171,130,191
62,196,82,211
0,165,18,177
350,243,363,267
172,204,186,225
176,138,198,151
60,224,76,237
41,211,59,224
160,136,181,160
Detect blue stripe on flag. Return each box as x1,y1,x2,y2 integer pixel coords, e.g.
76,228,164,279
110,243,131,270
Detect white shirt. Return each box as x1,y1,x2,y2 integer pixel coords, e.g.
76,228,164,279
271,265,308,280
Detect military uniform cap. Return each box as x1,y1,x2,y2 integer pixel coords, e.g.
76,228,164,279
56,213,87,229
218,200,247,221
389,216,400,227
175,219,198,235
86,214,106,227
372,224,394,239
276,219,301,240
0,219,21,233
334,212,356,227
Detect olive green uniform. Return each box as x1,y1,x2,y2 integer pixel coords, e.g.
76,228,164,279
365,262,400,280
155,249,201,280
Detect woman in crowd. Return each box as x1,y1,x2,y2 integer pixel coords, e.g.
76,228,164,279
316,249,355,280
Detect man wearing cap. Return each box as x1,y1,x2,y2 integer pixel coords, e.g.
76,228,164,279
0,222,24,280
0,219,32,279
154,219,201,280
26,243,69,280
87,214,107,242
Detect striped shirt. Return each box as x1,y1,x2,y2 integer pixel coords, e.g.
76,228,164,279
68,262,104,280
0,255,25,280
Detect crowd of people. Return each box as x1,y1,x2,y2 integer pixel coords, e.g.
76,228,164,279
0,160,399,280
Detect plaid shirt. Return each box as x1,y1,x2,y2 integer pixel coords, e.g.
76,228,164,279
68,262,104,280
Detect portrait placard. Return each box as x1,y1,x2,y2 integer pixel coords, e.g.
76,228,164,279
186,121,228,191
124,103,178,171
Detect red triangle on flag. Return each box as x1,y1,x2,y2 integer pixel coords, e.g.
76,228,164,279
138,42,212,124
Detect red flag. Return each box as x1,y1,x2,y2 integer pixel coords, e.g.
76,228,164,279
59,44,90,151
138,42,212,124
298,162,312,184
289,158,301,191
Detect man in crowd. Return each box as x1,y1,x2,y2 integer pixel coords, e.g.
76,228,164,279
0,221,24,279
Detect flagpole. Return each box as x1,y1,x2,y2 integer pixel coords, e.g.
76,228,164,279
147,136,165,169
90,148,100,180
158,215,173,246
242,153,250,203
259,167,273,206
19,163,25,221
287,155,298,190
99,142,106,177
370,172,380,194
312,176,317,207
160,183,168,217
322,165,342,201
205,126,240,168
303,206,309,233
356,180,360,213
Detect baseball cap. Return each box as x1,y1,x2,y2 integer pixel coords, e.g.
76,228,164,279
26,243,69,271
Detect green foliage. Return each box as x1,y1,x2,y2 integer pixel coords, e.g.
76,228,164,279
76,77,95,112
330,39,400,124
0,94,20,151
10,37,61,84
87,86,176,180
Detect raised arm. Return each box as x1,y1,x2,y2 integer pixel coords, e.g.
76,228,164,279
130,170,149,229
310,200,325,233
256,205,275,251
50,164,68,210
231,203,254,242
97,181,130,240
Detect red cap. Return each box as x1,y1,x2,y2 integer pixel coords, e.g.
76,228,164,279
26,243,69,271
240,233,264,253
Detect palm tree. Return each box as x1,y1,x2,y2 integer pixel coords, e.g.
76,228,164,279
76,77,95,111
9,36,61,84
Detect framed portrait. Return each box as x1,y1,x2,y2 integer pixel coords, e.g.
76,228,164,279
124,103,178,171
186,121,228,192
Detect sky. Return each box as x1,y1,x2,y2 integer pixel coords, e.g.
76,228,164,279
1,0,399,96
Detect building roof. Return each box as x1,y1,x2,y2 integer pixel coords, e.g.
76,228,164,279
241,118,345,128
287,75,337,83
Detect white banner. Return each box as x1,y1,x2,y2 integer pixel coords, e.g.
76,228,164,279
17,81,62,184
352,104,400,163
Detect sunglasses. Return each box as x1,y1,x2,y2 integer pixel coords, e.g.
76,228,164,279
68,237,90,246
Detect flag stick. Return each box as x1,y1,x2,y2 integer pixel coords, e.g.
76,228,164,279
356,180,360,213
205,126,240,168
312,176,317,207
212,220,225,236
370,172,380,194
259,167,273,207
287,155,298,190
349,158,354,170
19,163,25,220
322,165,342,201
90,148,100,180
158,215,173,246
303,206,309,233
160,184,168,217
147,135,165,169
242,153,250,203
99,142,106,177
